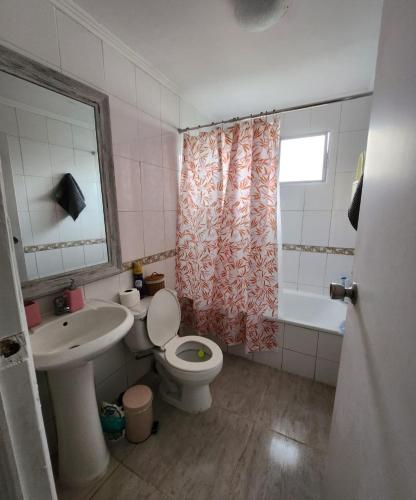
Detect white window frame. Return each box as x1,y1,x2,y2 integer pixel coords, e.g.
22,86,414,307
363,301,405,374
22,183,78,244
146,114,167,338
279,132,330,184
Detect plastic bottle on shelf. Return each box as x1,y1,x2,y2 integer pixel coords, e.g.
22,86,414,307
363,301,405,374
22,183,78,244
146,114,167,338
133,260,145,298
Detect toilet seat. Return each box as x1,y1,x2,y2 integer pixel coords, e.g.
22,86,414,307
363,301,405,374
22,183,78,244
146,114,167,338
164,335,223,373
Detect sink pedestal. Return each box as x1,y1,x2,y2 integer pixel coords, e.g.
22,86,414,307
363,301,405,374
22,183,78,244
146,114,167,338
48,361,109,486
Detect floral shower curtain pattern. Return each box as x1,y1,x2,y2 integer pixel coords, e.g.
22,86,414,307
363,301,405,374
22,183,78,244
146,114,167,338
176,118,279,352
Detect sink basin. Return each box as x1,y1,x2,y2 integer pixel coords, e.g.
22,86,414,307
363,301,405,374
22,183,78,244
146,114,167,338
30,299,133,487
31,299,133,370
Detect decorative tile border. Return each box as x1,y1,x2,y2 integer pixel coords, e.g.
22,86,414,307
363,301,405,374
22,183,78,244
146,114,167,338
24,238,106,254
122,249,176,271
282,244,354,256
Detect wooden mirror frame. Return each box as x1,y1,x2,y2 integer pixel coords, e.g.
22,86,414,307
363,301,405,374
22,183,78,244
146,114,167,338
0,44,122,299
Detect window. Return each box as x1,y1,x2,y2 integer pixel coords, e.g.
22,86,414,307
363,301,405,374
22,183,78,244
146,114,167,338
279,133,328,183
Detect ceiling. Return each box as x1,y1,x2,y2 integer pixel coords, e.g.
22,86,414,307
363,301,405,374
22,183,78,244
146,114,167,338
74,0,384,121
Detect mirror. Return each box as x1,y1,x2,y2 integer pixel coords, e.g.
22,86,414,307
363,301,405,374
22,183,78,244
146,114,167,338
0,45,121,299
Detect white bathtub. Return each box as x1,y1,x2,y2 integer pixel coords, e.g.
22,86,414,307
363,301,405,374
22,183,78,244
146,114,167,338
257,289,348,386
278,288,347,335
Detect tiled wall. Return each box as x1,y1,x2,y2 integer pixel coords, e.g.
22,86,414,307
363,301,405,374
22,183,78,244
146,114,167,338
0,103,107,279
227,322,343,387
279,96,372,295
0,0,208,456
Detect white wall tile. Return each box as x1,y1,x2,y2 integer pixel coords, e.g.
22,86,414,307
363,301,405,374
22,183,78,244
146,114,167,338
164,211,177,249
24,253,38,280
118,211,144,262
0,0,60,67
80,210,105,240
284,324,318,356
30,210,59,244
301,211,331,246
72,126,97,152
12,176,28,211
298,284,324,295
281,250,300,283
114,156,141,212
315,358,339,386
336,131,368,172
161,87,180,128
57,11,105,89
163,168,178,211
18,211,33,245
109,96,140,161
135,68,161,118
0,103,18,135
282,349,316,379
103,43,136,105
62,246,85,271
46,119,73,147
119,270,133,292
141,163,164,211
143,211,165,256
16,109,47,142
280,108,311,136
25,176,54,211
162,123,179,170
279,184,305,211
49,145,75,177
325,254,354,285
35,249,63,277
281,211,303,244
84,243,107,266
84,274,120,302
7,136,23,175
317,332,343,362
74,149,99,182
310,103,341,132
58,212,82,242
340,96,372,132
333,171,355,210
303,176,334,211
139,111,162,167
20,139,51,177
281,282,297,290
253,349,282,369
298,252,327,286
329,211,356,248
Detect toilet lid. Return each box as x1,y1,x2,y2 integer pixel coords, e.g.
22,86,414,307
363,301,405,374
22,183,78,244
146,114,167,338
146,289,181,347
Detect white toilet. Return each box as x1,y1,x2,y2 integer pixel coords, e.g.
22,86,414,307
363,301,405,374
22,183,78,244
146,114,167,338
124,289,223,413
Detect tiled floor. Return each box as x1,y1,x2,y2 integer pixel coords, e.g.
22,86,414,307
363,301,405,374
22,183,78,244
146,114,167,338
57,353,335,500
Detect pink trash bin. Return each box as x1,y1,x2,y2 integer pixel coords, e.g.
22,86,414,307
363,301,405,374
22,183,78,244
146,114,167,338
122,385,153,443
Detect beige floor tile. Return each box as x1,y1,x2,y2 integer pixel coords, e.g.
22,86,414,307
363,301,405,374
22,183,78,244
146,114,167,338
257,371,335,451
228,426,326,500
56,457,119,500
211,353,273,419
91,463,169,500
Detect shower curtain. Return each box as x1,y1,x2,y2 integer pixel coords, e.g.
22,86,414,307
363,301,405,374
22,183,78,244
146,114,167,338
176,118,279,352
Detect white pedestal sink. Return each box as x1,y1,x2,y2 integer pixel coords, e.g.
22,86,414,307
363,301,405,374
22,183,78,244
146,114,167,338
30,300,133,486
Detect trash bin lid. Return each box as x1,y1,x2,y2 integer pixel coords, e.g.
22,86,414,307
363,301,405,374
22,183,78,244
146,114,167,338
122,385,153,412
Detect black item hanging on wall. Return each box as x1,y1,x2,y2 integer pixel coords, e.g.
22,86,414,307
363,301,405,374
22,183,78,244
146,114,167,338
55,173,86,221
348,173,363,231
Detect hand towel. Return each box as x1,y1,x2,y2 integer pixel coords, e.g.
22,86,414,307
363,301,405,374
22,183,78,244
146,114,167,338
55,173,86,220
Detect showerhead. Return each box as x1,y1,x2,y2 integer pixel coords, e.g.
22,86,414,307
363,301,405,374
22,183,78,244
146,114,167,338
230,0,291,32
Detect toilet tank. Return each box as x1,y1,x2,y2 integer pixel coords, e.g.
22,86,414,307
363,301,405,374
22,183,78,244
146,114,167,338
124,297,153,353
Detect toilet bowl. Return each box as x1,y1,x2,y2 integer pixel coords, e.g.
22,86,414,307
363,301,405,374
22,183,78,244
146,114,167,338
124,289,223,413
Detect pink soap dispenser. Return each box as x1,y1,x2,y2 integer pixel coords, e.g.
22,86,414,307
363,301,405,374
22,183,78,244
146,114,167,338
64,279,84,313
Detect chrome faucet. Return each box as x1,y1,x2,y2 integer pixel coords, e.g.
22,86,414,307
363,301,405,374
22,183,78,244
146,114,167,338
53,295,70,315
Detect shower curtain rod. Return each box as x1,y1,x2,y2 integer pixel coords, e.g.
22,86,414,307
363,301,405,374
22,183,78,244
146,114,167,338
178,91,373,133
